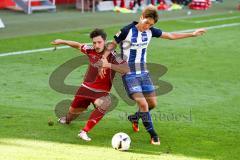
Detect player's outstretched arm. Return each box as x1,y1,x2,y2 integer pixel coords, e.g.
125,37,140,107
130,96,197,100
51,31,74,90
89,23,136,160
51,39,83,50
160,28,206,40
96,57,129,74
110,63,130,74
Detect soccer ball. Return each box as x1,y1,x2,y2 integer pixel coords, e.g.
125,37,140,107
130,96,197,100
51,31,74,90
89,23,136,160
111,132,131,151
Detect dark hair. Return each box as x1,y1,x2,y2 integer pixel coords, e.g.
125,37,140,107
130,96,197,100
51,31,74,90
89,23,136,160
142,6,159,23
90,28,107,40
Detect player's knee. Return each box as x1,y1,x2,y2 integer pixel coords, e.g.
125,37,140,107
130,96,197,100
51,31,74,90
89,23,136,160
149,100,157,109
136,100,148,110
94,96,111,110
146,96,157,109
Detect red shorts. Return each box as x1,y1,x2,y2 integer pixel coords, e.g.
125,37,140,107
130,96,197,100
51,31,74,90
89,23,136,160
71,86,108,109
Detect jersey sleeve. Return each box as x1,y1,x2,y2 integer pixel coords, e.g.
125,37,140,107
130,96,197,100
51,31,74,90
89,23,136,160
80,44,92,54
150,27,163,38
114,22,136,43
114,28,129,44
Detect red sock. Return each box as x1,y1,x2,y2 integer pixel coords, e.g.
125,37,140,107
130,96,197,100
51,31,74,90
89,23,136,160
120,0,125,8
151,0,155,5
83,107,106,132
113,0,117,6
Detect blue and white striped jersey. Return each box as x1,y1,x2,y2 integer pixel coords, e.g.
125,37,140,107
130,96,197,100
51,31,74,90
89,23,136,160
114,21,162,75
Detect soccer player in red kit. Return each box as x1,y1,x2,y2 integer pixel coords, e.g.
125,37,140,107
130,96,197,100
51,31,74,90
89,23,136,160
51,29,129,141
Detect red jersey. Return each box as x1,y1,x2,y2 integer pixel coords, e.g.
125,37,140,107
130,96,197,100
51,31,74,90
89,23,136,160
80,44,124,92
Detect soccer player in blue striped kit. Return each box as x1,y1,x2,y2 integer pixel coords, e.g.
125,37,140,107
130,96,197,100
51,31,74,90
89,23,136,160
101,5,206,145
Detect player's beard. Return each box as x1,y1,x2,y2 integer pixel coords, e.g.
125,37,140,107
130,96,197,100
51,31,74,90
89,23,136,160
95,48,104,53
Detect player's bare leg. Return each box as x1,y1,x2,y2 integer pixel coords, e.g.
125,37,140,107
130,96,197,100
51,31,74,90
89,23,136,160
128,93,148,132
144,92,157,110
58,107,85,124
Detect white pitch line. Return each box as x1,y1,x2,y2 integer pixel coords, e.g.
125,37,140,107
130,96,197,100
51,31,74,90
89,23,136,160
1,22,240,58
194,16,240,23
171,23,240,33
0,46,70,57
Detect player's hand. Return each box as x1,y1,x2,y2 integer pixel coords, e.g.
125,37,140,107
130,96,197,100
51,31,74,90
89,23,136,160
51,39,64,45
95,57,110,68
99,68,107,79
96,57,110,79
93,62,105,78
101,57,111,68
106,42,116,53
192,28,206,37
